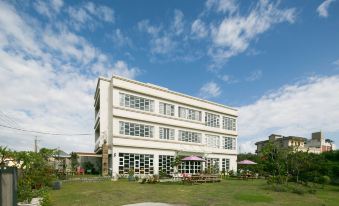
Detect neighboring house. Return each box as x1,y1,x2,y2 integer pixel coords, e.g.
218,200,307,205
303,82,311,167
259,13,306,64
94,75,238,177
255,132,336,154
50,149,71,171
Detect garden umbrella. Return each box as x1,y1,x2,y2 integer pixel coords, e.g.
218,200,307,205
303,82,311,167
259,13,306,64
182,155,206,161
237,160,257,165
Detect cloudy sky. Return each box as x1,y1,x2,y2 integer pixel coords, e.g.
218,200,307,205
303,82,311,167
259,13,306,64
0,0,339,153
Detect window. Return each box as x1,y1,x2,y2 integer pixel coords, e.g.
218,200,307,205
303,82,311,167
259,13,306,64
205,113,220,128
179,131,202,143
159,102,175,116
205,158,220,173
178,161,201,174
222,116,236,131
206,135,220,148
119,121,154,138
159,127,175,140
222,136,236,150
119,93,154,112
221,158,230,172
178,107,201,121
159,155,174,175
118,153,154,175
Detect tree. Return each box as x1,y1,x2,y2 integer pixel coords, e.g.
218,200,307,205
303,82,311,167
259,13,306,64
0,146,12,166
260,142,291,184
325,139,334,151
69,152,79,170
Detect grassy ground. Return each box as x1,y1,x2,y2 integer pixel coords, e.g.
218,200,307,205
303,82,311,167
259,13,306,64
50,179,339,206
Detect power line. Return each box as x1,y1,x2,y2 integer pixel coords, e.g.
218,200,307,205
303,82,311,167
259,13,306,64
0,124,91,136
0,111,21,128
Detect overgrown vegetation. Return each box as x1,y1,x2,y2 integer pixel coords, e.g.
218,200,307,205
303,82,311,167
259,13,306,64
239,143,339,194
0,146,55,205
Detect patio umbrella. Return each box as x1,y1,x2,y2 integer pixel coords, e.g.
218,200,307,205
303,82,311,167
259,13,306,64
237,160,257,165
182,155,206,162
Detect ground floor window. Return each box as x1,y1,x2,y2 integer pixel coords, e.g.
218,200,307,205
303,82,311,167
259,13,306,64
159,155,174,175
205,158,220,174
221,158,230,172
178,161,201,174
118,153,154,175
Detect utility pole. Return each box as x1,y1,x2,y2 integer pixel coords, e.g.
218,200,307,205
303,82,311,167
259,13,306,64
34,136,40,153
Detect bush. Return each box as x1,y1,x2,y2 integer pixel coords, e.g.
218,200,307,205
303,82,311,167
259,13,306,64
265,184,289,192
319,175,331,185
267,175,288,185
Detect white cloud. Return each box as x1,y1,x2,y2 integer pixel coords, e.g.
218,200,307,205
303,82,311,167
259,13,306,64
333,59,339,67
34,0,64,18
172,9,185,35
246,70,263,81
218,74,238,84
137,20,161,36
317,0,335,18
205,0,238,14
66,2,114,31
111,29,133,48
209,0,296,67
238,75,339,153
109,61,140,79
199,81,221,99
84,2,114,22
0,1,138,153
151,36,176,54
191,19,208,39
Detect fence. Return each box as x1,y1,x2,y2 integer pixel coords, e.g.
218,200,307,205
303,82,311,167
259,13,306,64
0,167,17,206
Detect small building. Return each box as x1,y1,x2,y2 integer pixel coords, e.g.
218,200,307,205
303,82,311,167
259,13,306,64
255,132,335,154
50,150,71,171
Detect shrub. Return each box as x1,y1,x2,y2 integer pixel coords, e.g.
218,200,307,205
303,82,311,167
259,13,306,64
319,175,331,185
267,175,288,185
290,186,305,195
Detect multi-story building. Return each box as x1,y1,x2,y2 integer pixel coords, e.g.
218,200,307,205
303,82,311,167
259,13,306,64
255,132,335,154
304,132,336,153
94,75,238,177
255,134,307,154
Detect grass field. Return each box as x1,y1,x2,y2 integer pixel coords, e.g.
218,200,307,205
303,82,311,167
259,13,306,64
50,179,339,206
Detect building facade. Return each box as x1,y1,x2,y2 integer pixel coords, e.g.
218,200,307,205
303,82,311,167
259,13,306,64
255,134,307,154
255,132,336,154
94,75,238,177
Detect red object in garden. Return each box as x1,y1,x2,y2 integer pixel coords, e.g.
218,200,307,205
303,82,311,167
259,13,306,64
76,167,85,175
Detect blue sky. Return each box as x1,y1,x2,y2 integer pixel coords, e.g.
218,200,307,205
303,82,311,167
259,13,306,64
0,0,339,153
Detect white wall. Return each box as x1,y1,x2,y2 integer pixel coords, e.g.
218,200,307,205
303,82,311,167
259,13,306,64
95,75,239,175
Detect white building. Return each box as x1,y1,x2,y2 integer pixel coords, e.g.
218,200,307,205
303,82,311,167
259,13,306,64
304,132,336,153
94,75,238,177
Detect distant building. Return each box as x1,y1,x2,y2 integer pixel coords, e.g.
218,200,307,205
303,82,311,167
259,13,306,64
255,132,335,154
305,132,336,153
255,134,307,154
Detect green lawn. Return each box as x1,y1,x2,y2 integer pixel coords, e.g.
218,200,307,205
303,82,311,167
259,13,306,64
50,179,339,206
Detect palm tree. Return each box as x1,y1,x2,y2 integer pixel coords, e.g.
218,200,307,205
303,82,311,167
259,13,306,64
325,139,334,151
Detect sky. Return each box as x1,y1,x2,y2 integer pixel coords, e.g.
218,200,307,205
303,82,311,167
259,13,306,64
0,0,339,153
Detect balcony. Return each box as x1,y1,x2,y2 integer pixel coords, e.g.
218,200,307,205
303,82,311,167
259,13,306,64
95,137,102,153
